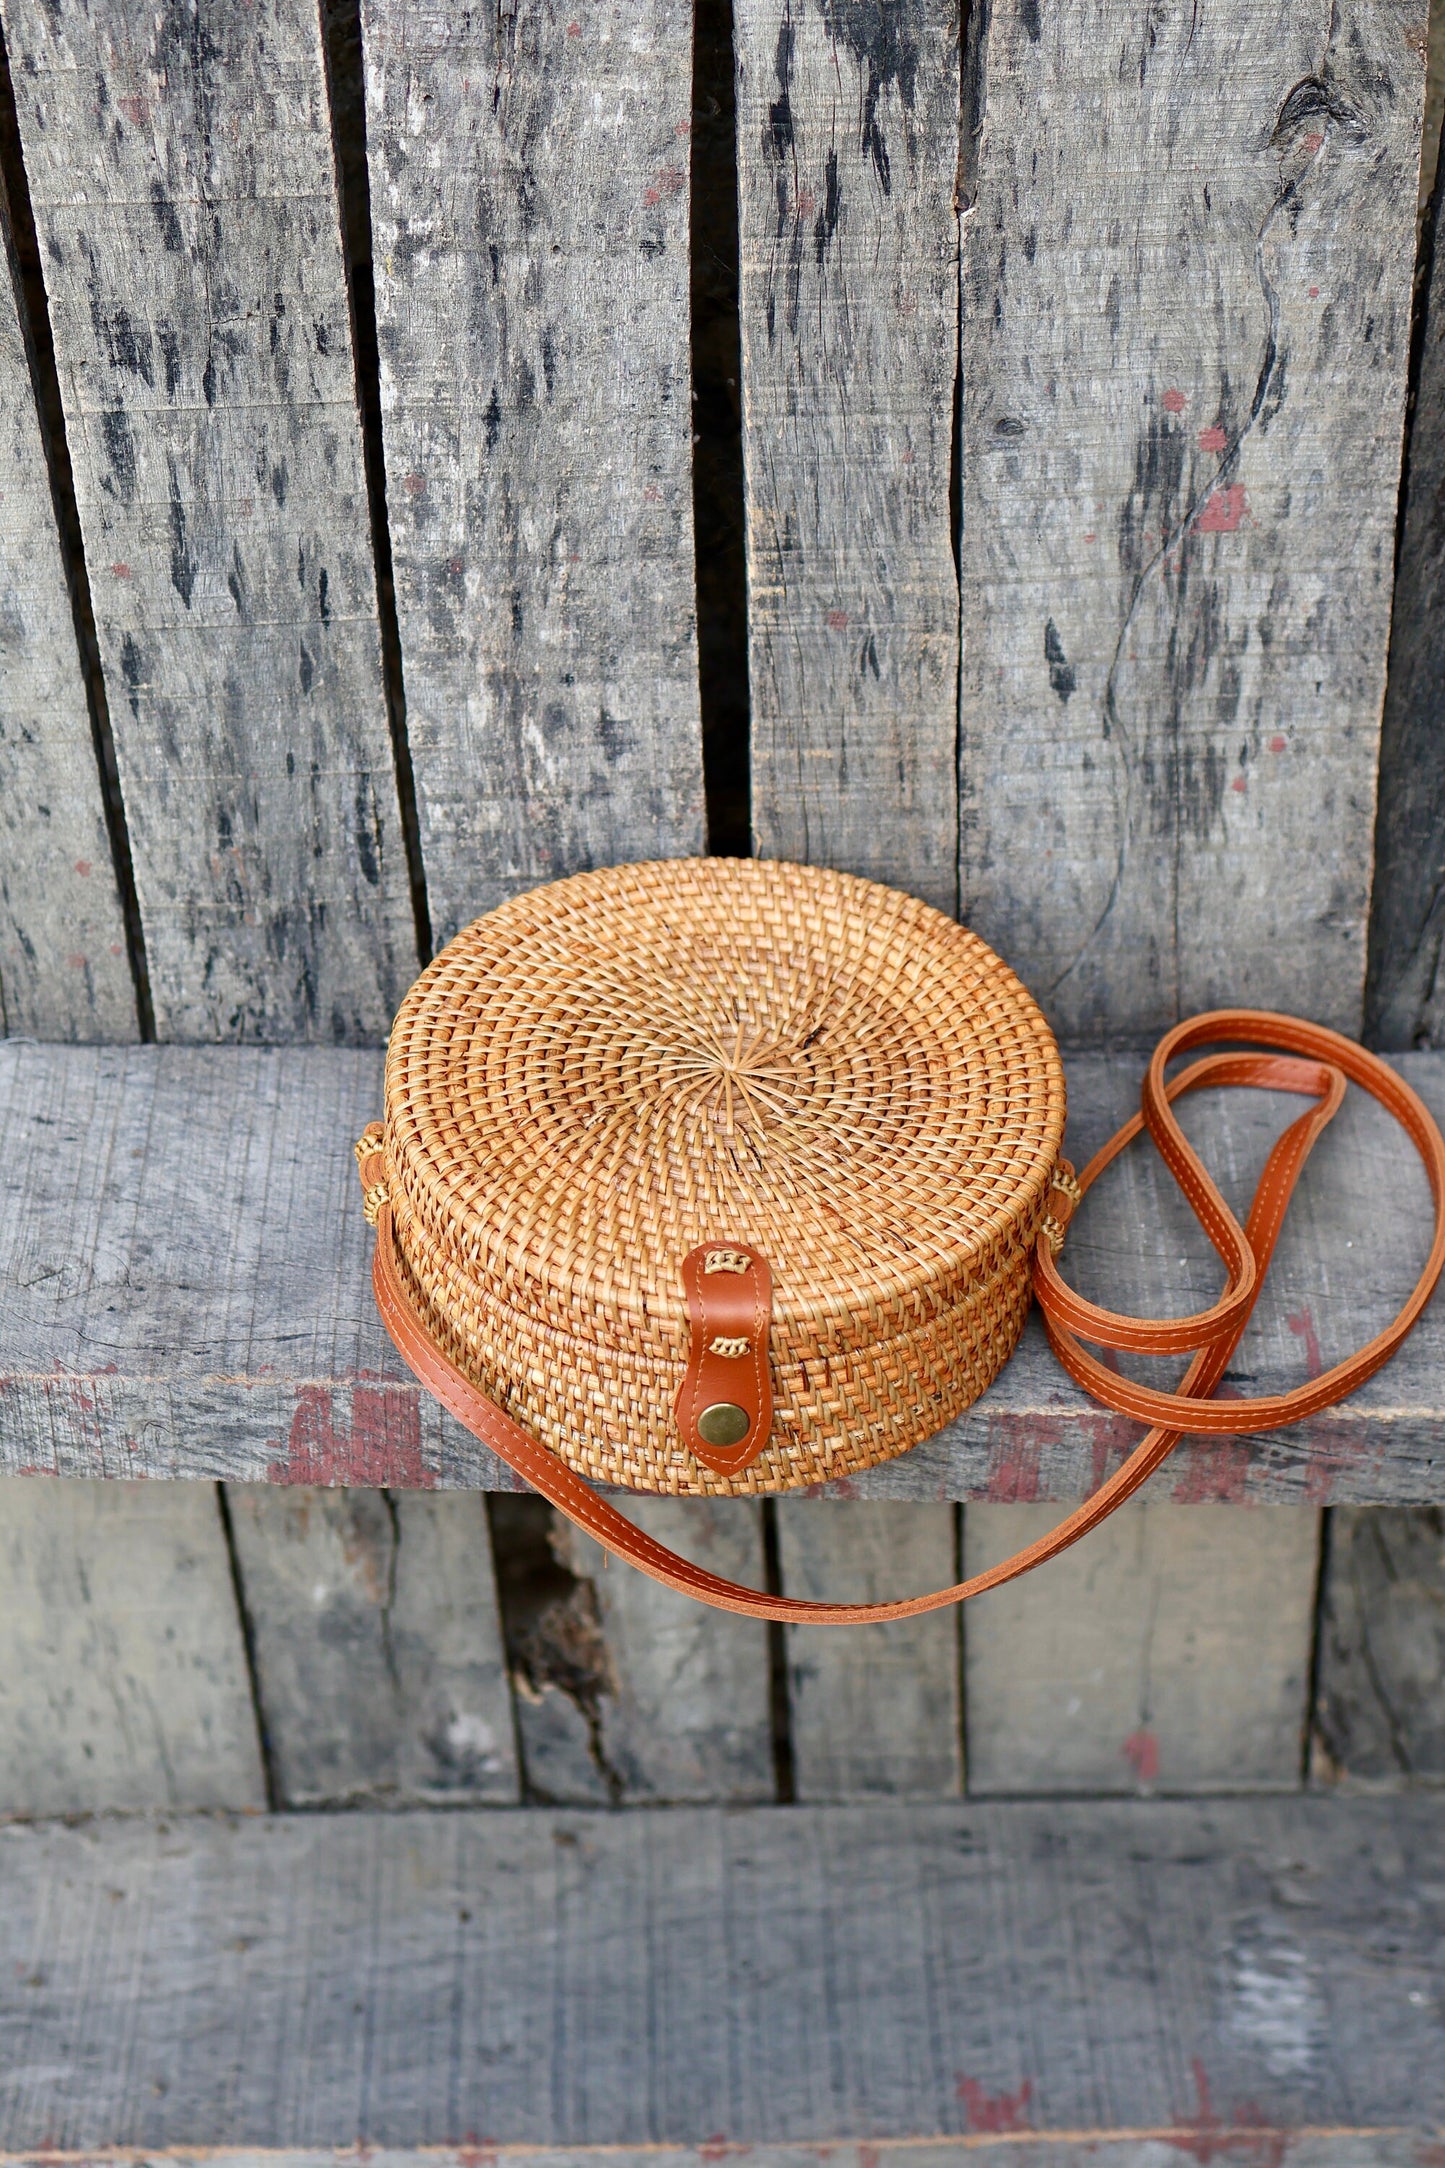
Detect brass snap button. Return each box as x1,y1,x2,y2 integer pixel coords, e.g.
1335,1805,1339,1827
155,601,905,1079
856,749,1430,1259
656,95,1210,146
697,1401,750,1449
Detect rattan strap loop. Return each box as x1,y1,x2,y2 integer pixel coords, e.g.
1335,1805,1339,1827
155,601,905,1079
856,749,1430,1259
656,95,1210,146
369,1011,1445,1622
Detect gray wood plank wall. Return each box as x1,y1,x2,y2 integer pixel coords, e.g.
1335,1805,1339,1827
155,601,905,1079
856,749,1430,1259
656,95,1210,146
0,0,1444,1826
737,0,960,911
360,0,706,946
959,0,1427,1040
0,0,418,1041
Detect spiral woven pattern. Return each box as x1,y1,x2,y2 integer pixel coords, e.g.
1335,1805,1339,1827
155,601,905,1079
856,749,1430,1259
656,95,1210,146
381,858,1066,1494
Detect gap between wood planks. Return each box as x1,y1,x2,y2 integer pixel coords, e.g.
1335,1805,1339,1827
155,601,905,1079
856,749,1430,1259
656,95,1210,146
0,15,152,1039
319,0,432,971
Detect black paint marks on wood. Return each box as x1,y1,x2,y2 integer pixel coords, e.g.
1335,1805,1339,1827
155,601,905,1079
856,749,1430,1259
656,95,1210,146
0,15,152,1037
321,0,432,965
691,0,751,856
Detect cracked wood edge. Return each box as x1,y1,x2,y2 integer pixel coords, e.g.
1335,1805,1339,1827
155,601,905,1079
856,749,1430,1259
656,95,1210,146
360,0,704,949
736,0,961,912
516,1501,774,1804
0,184,134,1040
0,0,417,1042
959,0,1426,1039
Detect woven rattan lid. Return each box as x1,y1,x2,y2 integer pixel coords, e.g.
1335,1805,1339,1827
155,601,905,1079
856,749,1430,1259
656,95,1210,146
384,858,1065,1353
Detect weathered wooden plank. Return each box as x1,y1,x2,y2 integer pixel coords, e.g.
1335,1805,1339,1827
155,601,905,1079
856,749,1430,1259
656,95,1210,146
224,1484,518,1807
0,1476,264,1816
0,2143,1434,2168
0,1798,1442,2144
0,2148,1426,2168
3,1041,1445,1503
1366,111,1445,1040
1314,1506,1445,1782
0,0,416,1042
960,0,1426,1038
736,0,960,909
964,1500,1320,1795
775,1502,961,1798
359,0,705,947
0,176,134,1039
498,1498,773,1804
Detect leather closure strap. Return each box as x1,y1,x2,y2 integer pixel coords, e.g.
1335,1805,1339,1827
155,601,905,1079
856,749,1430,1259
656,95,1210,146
675,1243,774,1474
365,1010,1445,1624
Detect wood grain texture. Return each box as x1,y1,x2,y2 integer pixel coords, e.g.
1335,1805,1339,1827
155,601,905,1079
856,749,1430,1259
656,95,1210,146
1366,160,1445,1042
3,1041,1445,1503
530,1502,774,1803
0,191,134,1040
225,1484,518,1807
0,2148,1428,2168
775,1501,961,1797
1314,1506,1445,1782
0,1476,264,1816
0,1799,1442,2144
964,1500,1320,1795
960,0,1426,1038
0,0,416,1043
359,0,705,948
736,0,960,910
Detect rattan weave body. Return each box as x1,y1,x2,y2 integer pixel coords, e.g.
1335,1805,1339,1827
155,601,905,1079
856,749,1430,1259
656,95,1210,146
381,858,1066,1494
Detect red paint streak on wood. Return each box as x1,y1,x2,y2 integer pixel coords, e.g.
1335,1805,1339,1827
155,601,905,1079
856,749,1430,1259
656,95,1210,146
1197,485,1248,533
984,1421,1045,1502
956,2077,1033,2132
1088,1411,1138,1489
268,1384,431,1487
1302,130,1325,155
1198,424,1228,452
1287,1308,1323,1379
1302,1418,1374,1505
74,860,92,875
1169,1434,1252,1502
111,562,131,577
1162,387,1187,413
1231,776,1247,794
1122,1728,1160,1782
826,608,849,630
1163,2060,1289,2168
1270,733,1287,752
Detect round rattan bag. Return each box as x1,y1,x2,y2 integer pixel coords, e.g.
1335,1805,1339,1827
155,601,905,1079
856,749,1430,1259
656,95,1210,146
363,856,1066,1497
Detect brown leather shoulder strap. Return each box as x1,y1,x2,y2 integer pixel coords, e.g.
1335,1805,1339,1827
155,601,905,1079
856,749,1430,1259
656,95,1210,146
366,1011,1445,1624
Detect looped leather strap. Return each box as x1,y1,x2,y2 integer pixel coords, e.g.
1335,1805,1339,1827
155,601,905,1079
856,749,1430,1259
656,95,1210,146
368,1010,1445,1624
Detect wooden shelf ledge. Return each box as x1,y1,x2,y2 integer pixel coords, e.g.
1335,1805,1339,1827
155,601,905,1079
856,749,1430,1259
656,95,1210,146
0,1796,1441,2149
2,1041,1443,1502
